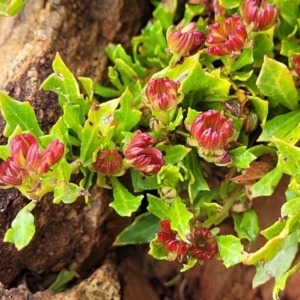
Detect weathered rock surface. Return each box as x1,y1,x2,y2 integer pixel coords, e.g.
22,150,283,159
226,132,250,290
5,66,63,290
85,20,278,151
0,0,150,288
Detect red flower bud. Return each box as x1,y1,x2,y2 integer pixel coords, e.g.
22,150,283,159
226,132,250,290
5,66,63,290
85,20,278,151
206,14,247,57
123,131,164,176
94,149,123,176
190,110,233,150
159,219,173,234
292,55,300,76
157,231,173,244
146,77,178,111
167,22,205,56
241,0,279,31
0,158,28,186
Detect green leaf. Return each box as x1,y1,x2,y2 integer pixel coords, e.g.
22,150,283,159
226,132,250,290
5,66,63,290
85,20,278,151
0,92,43,137
272,137,300,183
249,96,269,126
41,53,87,120
157,165,184,187
4,201,36,250
130,169,162,192
261,220,286,240
258,110,300,142
252,30,274,61
219,0,240,9
280,39,300,57
93,82,121,98
149,236,168,260
114,88,142,142
0,0,27,16
232,209,259,243
53,182,83,204
215,235,246,268
49,269,77,292
62,105,83,138
253,231,298,288
114,212,160,245
281,197,300,217
80,99,119,166
147,194,170,219
110,177,144,217
185,150,209,202
181,257,198,272
273,263,300,299
243,235,284,265
162,145,191,165
170,196,193,242
256,56,298,110
153,0,176,30
232,48,254,71
274,0,299,27
230,146,256,169
251,167,283,198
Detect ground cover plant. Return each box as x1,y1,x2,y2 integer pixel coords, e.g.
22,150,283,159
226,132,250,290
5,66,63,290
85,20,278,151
1,0,300,298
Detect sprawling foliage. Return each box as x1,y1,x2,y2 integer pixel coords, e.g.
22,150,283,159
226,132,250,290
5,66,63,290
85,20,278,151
1,0,300,297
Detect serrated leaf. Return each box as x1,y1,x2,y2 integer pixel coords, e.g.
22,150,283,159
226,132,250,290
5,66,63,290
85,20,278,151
4,201,36,250
256,56,298,110
181,257,197,272
157,165,183,187
230,146,256,169
53,182,83,204
215,235,246,268
253,231,298,288
147,194,170,219
281,197,300,217
232,209,259,243
110,177,144,217
41,53,87,120
0,92,43,137
162,144,191,165
80,99,119,165
249,96,268,126
62,104,83,138
114,88,141,142
272,137,300,183
130,168,162,193
258,110,300,142
232,48,254,71
185,150,209,202
114,212,160,245
261,220,286,240
170,196,193,242
243,235,284,265
252,30,274,61
148,236,168,260
251,167,283,198
273,263,300,299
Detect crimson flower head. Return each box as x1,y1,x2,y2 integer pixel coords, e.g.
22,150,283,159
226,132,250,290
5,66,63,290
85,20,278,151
167,22,205,57
187,110,234,165
123,130,164,176
0,133,64,187
146,77,178,112
94,149,124,176
189,227,217,261
241,0,279,31
205,14,247,57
